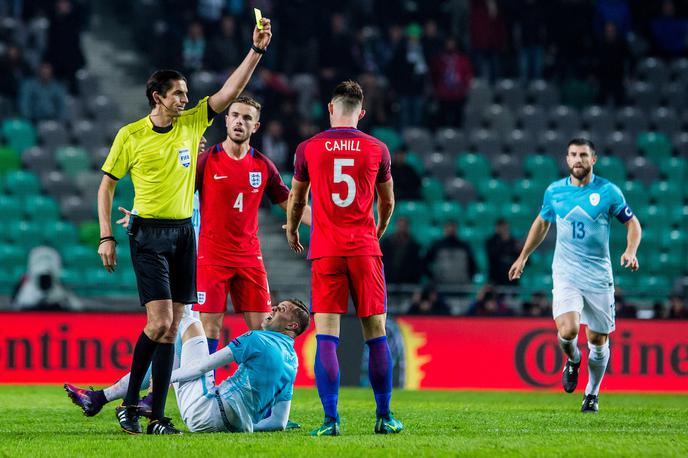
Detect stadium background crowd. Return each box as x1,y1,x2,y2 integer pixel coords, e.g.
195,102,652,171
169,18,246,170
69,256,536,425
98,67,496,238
0,0,687,319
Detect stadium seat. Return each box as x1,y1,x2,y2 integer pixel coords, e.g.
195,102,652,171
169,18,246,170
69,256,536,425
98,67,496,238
649,181,682,207
24,195,60,222
434,128,466,153
649,107,680,137
456,152,491,182
527,79,560,108
414,223,443,250
88,95,121,123
518,105,548,135
503,129,536,161
37,120,70,150
8,220,42,249
523,154,558,183
370,127,402,152
637,132,672,160
626,156,659,186
581,106,614,133
395,201,429,222
1,118,36,153
627,80,661,111
464,202,498,229
637,57,670,87
658,157,687,183
512,179,545,205
469,129,502,158
500,202,535,236
466,79,493,112
659,229,687,251
661,82,687,112
40,170,78,199
421,177,445,203
494,79,525,110
430,201,462,226
614,106,648,136
492,154,522,182
603,131,636,159
60,194,96,223
402,127,434,154
72,119,105,151
56,146,91,179
477,178,511,206
482,104,515,139
75,170,103,198
594,156,626,184
22,146,56,175
76,69,99,96
548,105,581,137
0,195,22,223
404,152,425,175
4,170,41,195
0,244,26,272
668,205,688,228
621,180,649,209
60,244,100,270
0,147,20,175
424,152,455,181
635,204,668,228
560,79,596,109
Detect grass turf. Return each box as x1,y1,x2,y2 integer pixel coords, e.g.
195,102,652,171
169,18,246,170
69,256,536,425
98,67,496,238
1,386,687,457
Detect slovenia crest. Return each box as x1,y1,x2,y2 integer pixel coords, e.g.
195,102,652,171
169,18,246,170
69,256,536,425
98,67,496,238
589,193,600,206
249,171,262,188
178,148,191,168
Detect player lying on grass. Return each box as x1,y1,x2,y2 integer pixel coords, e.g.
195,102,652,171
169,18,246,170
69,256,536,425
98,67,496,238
65,299,310,433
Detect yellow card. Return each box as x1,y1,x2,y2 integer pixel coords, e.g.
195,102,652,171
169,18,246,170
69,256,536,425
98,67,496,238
254,8,263,29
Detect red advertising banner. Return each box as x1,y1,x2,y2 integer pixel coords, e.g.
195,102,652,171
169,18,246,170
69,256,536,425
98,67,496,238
0,313,686,391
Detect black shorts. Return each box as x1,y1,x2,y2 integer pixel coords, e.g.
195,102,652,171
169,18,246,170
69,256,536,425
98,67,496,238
128,217,197,306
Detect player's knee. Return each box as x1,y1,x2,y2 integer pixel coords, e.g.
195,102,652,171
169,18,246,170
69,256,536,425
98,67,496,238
558,326,578,340
145,319,173,342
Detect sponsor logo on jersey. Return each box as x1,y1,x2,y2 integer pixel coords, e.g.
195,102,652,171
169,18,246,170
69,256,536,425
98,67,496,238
589,193,600,206
197,292,206,304
249,171,262,188
178,148,191,168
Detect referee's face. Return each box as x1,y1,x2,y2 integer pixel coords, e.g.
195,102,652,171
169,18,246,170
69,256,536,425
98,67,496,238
226,103,260,144
159,79,189,116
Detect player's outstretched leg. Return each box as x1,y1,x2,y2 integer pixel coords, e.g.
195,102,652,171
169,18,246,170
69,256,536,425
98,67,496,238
558,333,581,393
64,384,107,417
311,334,341,436
581,339,609,413
367,336,403,434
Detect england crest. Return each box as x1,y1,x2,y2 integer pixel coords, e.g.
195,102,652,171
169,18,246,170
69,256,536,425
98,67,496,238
197,292,206,304
589,193,600,206
178,148,191,168
249,171,262,188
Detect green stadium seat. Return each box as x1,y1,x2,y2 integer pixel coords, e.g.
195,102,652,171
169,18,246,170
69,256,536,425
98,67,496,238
405,152,425,175
614,272,638,289
477,178,511,206
500,202,535,236
43,221,79,247
60,244,100,270
456,152,491,183
458,225,486,246
637,132,672,159
523,154,558,183
668,205,688,227
0,244,26,271
645,251,683,275
635,205,668,229
464,202,498,229
560,79,597,109
658,156,687,183
649,181,683,207
24,195,60,222
594,156,626,184
370,127,402,152
0,147,20,175
1,119,36,153
659,229,687,250
473,247,487,274
8,220,42,249
621,181,649,210
56,146,91,179
421,177,445,203
512,179,545,205
0,195,23,223
430,201,462,226
645,275,671,293
78,221,100,247
395,200,429,222
415,223,443,250
280,172,293,187
4,170,41,195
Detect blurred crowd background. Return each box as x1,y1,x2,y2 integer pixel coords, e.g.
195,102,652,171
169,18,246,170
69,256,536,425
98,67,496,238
0,0,686,319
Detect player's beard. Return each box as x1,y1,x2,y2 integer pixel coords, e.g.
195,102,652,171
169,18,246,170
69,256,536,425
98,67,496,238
569,164,591,180
229,130,251,144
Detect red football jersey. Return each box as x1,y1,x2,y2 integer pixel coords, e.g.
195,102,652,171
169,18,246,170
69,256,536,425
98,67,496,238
293,127,392,259
196,144,289,267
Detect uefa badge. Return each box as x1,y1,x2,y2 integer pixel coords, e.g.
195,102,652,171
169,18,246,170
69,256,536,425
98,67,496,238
249,171,262,188
197,292,206,304
178,148,191,168
589,193,600,206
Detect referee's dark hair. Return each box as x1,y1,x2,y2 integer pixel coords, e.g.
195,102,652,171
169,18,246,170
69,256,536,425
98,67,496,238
286,298,311,336
146,69,187,108
331,79,364,114
567,138,596,155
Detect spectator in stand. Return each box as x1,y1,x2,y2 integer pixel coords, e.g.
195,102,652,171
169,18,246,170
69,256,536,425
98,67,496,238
318,12,356,107
597,22,629,106
546,0,595,81
407,284,452,315
352,26,387,75
594,0,633,40
666,293,688,319
425,220,477,285
0,44,31,103
511,0,547,82
181,21,206,74
43,0,85,93
614,288,638,318
387,23,429,129
469,0,507,82
380,217,423,284
485,218,521,286
261,120,289,170
429,37,473,127
422,19,444,61
521,291,551,317
358,72,388,128
18,61,66,122
650,0,688,57
466,284,513,316
390,146,422,201
205,15,241,73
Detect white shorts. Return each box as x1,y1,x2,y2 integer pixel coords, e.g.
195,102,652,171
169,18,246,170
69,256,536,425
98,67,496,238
552,282,615,334
173,336,226,433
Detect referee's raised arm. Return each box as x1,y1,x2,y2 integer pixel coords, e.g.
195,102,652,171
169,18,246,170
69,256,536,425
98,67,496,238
208,18,272,114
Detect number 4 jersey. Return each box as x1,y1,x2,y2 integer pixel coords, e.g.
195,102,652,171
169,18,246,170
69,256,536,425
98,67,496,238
540,174,634,292
196,144,289,267
293,127,392,259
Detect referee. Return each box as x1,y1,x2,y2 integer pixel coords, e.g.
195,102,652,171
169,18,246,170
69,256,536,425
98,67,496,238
96,18,272,435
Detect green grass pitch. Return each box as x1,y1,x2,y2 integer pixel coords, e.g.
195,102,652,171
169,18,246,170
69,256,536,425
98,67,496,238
1,386,687,457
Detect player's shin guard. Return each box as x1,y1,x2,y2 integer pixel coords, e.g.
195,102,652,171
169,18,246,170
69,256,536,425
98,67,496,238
315,335,340,419
366,336,393,417
558,333,581,363
585,340,610,396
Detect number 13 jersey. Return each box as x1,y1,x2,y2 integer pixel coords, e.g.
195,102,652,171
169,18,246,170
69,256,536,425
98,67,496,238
293,127,392,260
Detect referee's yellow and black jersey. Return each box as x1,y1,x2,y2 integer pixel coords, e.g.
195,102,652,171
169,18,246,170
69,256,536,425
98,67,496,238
102,96,213,219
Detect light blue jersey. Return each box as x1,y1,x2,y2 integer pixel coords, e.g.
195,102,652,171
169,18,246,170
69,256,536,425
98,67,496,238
540,174,634,292
217,330,298,429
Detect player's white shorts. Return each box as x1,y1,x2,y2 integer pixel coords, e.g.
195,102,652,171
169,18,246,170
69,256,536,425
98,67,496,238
552,281,615,334
173,335,226,432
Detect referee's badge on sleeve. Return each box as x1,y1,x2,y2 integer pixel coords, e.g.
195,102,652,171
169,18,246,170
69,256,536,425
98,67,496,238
178,148,191,168
197,292,206,304
249,172,262,188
